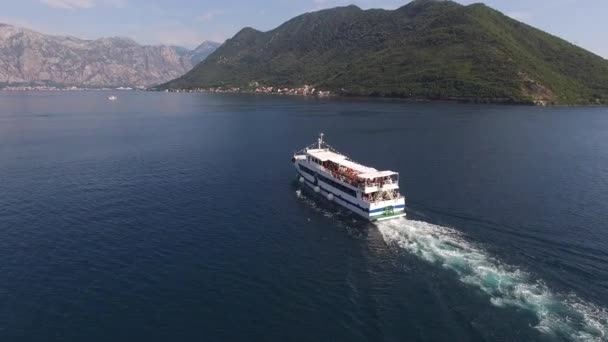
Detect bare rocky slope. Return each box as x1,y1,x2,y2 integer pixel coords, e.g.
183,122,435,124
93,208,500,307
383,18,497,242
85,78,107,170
0,24,220,88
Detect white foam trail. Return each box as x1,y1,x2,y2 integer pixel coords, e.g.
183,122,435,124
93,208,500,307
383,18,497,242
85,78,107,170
376,218,608,341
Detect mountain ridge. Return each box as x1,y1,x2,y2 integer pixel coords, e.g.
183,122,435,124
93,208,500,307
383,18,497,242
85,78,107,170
0,24,221,88
161,0,608,105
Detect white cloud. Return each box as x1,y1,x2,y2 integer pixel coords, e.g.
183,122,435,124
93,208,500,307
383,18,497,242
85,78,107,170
41,0,95,9
197,9,224,23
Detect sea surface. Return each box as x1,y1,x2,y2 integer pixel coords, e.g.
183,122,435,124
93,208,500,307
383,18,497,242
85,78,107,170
1,91,607,341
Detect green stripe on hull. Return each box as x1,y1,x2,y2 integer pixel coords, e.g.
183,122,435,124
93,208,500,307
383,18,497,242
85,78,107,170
371,211,406,221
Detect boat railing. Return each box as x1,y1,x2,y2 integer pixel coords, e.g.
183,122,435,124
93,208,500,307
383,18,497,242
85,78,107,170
362,178,397,189
361,189,401,203
326,165,397,191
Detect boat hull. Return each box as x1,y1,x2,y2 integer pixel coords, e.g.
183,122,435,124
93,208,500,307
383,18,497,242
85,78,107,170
295,172,406,222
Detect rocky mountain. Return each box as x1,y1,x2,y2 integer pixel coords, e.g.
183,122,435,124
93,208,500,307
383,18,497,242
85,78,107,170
161,0,608,105
0,24,220,88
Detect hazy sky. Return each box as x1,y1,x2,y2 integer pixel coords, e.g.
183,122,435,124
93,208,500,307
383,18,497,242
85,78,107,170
2,0,606,57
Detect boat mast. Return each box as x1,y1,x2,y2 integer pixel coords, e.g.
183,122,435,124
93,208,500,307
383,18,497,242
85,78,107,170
318,133,324,149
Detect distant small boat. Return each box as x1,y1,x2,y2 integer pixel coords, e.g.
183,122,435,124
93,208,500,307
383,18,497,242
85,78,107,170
107,95,117,101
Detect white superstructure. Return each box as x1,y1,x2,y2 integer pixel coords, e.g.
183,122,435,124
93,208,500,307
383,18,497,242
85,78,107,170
292,133,406,221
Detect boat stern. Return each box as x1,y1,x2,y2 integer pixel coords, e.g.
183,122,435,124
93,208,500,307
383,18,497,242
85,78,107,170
368,197,406,221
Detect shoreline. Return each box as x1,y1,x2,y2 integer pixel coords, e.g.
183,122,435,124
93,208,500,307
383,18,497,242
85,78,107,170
152,87,608,107
2,87,606,107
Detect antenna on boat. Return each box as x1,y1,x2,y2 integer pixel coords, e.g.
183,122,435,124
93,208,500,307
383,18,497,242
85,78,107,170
318,133,324,149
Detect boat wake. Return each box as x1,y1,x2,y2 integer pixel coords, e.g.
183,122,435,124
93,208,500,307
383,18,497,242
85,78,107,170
376,218,608,341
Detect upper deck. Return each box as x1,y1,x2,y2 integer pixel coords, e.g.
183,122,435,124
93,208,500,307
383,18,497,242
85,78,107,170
300,145,400,194
306,148,376,173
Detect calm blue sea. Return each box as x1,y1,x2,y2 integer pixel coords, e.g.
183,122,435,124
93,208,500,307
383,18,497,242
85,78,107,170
0,91,607,341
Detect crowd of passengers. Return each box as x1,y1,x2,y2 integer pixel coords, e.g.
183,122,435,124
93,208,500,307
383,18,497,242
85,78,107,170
362,189,400,202
323,161,395,188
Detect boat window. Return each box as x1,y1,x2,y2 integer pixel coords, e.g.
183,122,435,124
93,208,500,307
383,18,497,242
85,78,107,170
299,164,316,176
317,174,357,197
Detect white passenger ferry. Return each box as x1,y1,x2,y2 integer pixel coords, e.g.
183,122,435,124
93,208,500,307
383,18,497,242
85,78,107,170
293,134,406,221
